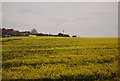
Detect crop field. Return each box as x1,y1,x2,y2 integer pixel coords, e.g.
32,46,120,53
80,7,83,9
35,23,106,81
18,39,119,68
1,37,119,80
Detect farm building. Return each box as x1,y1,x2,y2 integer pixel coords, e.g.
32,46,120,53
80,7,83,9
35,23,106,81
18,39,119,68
2,28,31,37
2,28,14,37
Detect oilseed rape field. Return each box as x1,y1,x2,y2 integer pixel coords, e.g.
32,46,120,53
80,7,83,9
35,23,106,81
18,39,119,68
1,37,119,80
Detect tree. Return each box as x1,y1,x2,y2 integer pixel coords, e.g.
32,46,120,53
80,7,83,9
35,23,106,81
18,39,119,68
58,33,70,37
63,34,70,37
72,35,77,37
31,29,38,35
36,33,44,36
58,33,63,36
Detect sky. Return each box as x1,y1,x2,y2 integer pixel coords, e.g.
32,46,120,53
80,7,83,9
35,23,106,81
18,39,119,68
2,2,118,37
2,0,119,2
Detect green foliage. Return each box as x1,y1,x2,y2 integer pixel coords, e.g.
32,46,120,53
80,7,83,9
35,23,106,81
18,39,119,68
58,33,70,37
2,37,119,80
31,29,38,35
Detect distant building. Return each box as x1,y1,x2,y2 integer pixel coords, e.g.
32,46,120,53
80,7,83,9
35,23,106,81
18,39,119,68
2,28,14,37
2,28,31,37
20,31,30,36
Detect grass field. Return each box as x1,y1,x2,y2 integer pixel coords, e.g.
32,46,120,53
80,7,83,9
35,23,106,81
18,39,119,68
2,37,119,80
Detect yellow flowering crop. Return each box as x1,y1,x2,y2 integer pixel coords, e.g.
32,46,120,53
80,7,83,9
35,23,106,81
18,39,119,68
2,37,119,80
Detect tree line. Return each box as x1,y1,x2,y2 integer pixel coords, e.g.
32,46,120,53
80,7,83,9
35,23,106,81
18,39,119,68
31,29,77,37
1,28,77,37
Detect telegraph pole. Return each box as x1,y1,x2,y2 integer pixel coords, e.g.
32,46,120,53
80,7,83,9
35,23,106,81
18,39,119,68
62,29,64,34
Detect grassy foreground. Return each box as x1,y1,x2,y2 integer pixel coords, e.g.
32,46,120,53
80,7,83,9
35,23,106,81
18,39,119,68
2,37,119,80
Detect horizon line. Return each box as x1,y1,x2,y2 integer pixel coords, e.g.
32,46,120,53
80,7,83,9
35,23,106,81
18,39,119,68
1,27,118,37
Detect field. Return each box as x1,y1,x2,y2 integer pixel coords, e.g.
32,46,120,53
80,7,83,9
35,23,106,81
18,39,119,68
2,37,119,80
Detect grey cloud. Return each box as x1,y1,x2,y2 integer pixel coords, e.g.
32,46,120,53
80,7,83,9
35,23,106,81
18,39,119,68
52,18,70,24
75,17,91,21
18,7,43,15
2,2,118,37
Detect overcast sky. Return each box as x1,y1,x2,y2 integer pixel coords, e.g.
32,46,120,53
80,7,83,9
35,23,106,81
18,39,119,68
2,2,118,37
